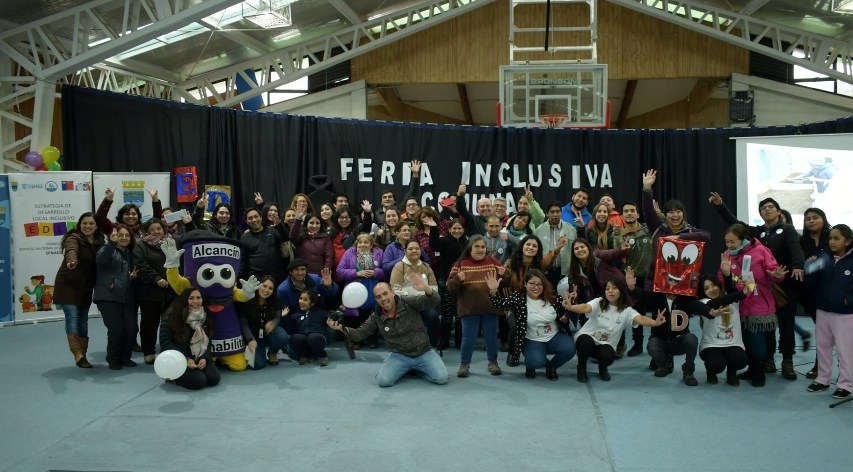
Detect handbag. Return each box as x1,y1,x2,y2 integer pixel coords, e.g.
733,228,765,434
770,282,788,308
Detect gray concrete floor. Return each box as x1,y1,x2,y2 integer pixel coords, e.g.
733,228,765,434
0,317,849,472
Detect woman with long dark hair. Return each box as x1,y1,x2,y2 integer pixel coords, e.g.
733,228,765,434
697,268,749,387
430,218,468,349
54,212,105,368
238,275,290,369
193,193,241,240
486,269,575,380
289,213,334,275
159,287,221,390
800,207,831,378
95,187,162,238
566,278,666,383
132,218,175,364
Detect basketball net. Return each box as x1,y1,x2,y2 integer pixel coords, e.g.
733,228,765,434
539,114,569,129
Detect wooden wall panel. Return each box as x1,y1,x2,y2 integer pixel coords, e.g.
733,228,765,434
352,1,749,84
622,97,728,128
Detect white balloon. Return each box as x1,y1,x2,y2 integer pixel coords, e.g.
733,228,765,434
154,350,188,380
556,277,571,296
342,283,369,308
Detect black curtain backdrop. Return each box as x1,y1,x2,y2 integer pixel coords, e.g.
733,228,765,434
62,85,853,270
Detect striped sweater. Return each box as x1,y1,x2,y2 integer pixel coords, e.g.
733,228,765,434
446,256,505,317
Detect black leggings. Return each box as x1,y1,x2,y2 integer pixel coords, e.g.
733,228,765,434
576,334,616,368
699,346,747,374
176,363,220,390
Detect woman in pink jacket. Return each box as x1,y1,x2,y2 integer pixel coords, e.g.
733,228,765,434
718,224,787,387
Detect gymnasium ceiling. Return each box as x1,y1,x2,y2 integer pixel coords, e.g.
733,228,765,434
1,0,851,126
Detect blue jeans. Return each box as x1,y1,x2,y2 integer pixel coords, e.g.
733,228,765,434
376,350,448,387
62,304,90,337
522,331,576,370
251,326,290,370
460,314,499,364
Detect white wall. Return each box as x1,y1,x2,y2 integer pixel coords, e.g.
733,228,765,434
261,80,367,119
731,73,853,127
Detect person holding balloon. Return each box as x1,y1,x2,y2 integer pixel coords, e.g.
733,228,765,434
158,287,220,390
327,274,448,387
336,234,386,349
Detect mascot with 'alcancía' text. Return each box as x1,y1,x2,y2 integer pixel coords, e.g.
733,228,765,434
162,230,259,371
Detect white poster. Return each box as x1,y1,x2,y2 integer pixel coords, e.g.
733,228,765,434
92,172,171,223
9,172,94,321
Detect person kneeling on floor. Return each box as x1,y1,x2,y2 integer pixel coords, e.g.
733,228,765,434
326,275,448,387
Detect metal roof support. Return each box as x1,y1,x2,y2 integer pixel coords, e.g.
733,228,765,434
178,0,495,108
607,0,853,84
0,0,243,81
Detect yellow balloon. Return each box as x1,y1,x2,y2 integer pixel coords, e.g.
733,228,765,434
42,146,60,164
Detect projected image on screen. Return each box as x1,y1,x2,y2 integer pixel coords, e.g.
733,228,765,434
744,143,853,229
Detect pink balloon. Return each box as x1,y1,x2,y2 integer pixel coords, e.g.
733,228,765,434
25,151,43,167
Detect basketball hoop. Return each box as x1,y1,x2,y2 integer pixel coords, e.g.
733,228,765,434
539,113,569,129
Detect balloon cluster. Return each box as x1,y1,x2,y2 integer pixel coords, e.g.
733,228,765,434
24,145,62,171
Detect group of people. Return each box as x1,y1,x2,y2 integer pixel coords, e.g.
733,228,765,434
52,165,852,399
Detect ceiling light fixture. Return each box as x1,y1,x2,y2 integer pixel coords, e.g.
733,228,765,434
242,0,293,29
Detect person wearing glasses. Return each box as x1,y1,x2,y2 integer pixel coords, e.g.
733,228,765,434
486,269,575,380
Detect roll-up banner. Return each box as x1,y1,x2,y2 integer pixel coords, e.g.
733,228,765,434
92,172,171,223
0,175,11,322
9,172,94,322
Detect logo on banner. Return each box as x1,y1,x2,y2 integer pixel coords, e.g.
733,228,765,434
122,180,145,205
61,181,73,191
45,181,58,192
191,243,241,260
23,221,76,237
10,181,18,192
75,181,92,191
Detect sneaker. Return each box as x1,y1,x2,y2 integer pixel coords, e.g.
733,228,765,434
457,363,470,378
506,355,520,367
298,357,310,365
627,343,643,357
488,361,502,376
706,371,718,384
525,368,536,379
144,354,156,365
267,351,279,366
654,367,669,378
121,359,137,368
807,382,830,392
108,361,122,370
832,388,851,399
319,358,329,367
683,373,699,387
614,344,626,359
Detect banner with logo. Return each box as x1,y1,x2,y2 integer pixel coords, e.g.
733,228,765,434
92,172,171,223
9,172,93,321
0,175,11,322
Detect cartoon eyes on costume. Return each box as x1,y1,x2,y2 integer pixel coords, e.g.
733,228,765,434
661,241,699,265
196,263,235,288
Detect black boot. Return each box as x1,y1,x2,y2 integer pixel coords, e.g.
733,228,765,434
577,363,589,383
752,357,766,387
